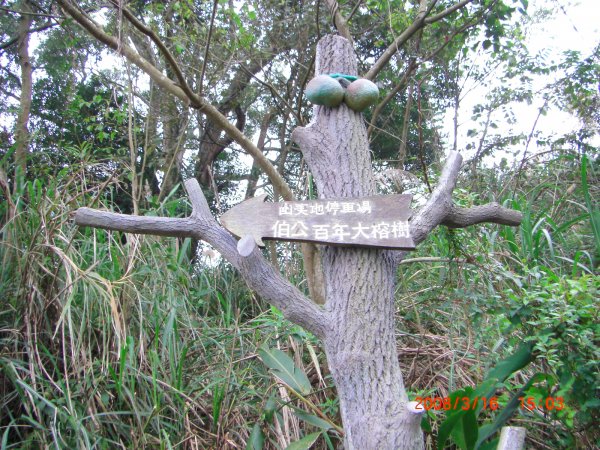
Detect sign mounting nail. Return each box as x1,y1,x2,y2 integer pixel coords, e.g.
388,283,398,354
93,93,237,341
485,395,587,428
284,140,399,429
220,194,415,250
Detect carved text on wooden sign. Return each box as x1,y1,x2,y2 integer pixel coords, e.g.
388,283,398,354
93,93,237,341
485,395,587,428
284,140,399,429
220,194,415,250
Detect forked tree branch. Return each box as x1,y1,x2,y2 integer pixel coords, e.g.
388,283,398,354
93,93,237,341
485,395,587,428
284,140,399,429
75,180,329,339
392,151,522,264
55,0,293,201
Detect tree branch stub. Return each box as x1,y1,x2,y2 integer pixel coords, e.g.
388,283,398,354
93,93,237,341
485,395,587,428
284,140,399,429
73,179,329,340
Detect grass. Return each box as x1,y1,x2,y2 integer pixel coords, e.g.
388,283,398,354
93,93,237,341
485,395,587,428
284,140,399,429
1,149,598,449
0,167,341,449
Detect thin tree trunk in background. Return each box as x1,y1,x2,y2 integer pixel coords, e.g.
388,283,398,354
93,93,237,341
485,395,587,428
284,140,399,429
141,82,161,197
245,109,273,199
158,98,188,201
128,34,161,199
398,81,414,168
14,0,33,192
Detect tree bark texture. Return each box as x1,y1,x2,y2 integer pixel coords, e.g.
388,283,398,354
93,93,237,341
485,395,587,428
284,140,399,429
14,0,33,188
497,426,526,450
292,35,424,450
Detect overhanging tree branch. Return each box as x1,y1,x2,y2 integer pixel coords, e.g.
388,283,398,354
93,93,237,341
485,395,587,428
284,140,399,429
367,55,417,138
365,0,474,80
56,1,186,100
108,0,197,103
55,0,294,201
74,179,329,339
368,11,483,137
198,0,218,96
0,21,56,50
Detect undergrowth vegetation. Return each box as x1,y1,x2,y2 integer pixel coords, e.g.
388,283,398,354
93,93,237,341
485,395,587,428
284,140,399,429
1,149,598,449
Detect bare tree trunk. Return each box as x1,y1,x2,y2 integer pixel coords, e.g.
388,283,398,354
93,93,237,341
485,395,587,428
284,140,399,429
14,0,33,191
158,97,188,200
72,31,522,450
322,249,424,449
292,35,424,450
245,109,273,199
195,107,245,187
141,81,161,197
399,81,414,168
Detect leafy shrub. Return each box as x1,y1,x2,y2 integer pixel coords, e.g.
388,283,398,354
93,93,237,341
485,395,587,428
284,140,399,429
504,269,599,438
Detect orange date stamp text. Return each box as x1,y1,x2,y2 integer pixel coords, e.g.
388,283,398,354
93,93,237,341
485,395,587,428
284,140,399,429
414,396,499,411
413,395,566,412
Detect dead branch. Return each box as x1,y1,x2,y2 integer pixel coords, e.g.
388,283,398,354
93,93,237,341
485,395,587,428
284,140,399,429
74,179,329,338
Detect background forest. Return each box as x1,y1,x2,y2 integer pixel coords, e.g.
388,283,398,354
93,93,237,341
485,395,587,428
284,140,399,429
0,0,598,448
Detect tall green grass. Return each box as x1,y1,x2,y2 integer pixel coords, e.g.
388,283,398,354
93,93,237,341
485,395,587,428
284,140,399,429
1,149,597,449
394,151,598,448
0,169,340,449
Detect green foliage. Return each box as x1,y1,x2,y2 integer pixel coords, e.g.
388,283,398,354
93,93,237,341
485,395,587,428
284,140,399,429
258,346,312,396
0,167,341,448
1,1,598,448
436,343,535,450
284,432,321,450
398,149,598,448
504,271,599,430
581,154,600,260
257,345,341,449
495,153,599,272
556,45,600,128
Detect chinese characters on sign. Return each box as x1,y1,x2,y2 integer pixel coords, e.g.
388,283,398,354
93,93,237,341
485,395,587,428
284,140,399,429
220,194,416,250
278,200,372,216
272,218,410,241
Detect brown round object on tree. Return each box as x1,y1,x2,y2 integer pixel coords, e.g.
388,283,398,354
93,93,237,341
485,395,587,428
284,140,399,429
344,79,379,112
305,75,345,107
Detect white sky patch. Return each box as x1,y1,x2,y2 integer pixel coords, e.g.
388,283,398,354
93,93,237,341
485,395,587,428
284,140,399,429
442,0,599,165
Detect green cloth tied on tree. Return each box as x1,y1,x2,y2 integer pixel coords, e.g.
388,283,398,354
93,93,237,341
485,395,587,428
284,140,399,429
327,73,359,81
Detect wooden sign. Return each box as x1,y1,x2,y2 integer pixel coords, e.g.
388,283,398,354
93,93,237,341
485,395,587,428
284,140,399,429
220,194,415,250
